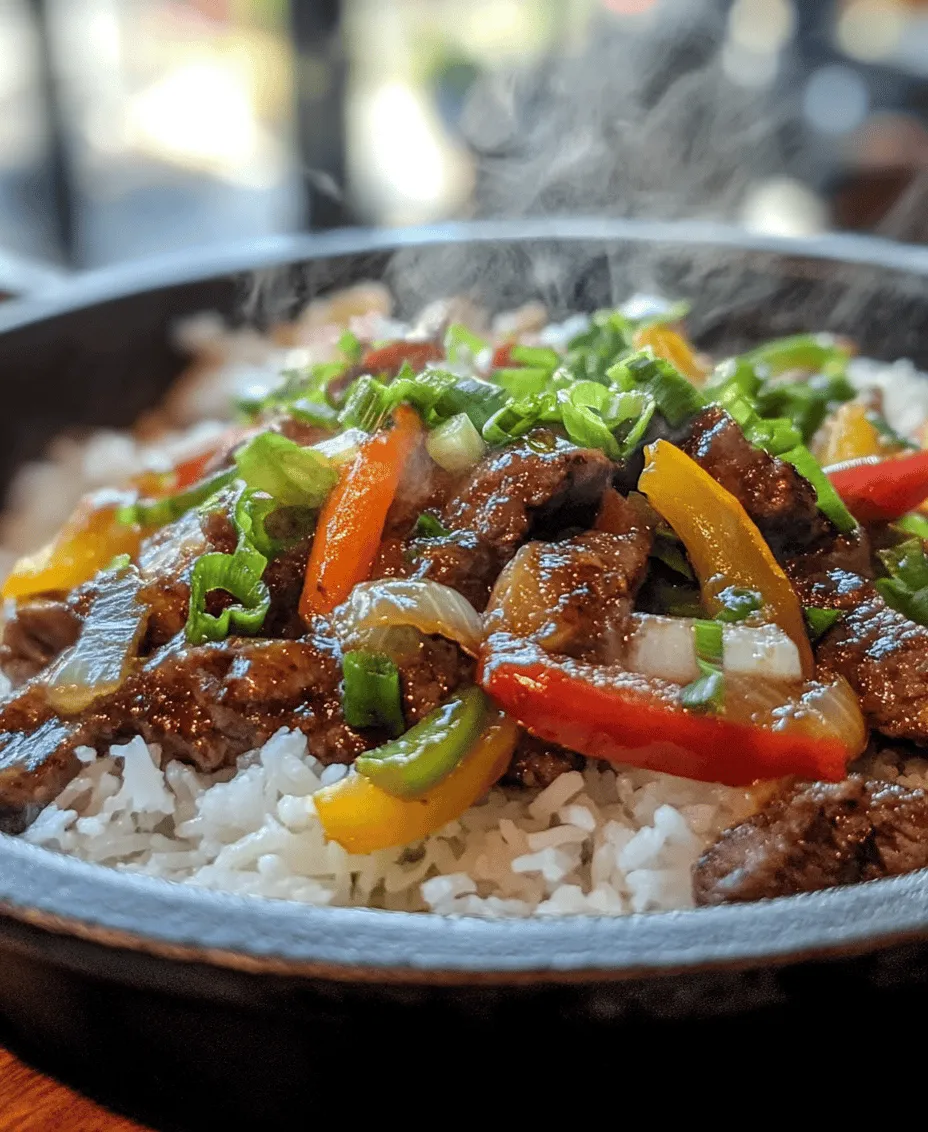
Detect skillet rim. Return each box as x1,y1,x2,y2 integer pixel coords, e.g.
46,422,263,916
2,216,928,982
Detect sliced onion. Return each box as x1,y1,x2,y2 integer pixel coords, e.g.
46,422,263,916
724,673,867,756
332,580,483,656
625,613,803,684
44,570,149,715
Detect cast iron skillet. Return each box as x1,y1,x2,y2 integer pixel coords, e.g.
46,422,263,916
2,219,928,1127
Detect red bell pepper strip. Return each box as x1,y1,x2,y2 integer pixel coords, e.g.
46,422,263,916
360,340,443,378
826,450,928,524
479,635,857,787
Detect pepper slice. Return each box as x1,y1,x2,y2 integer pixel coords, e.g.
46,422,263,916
632,325,708,385
355,686,489,798
360,340,443,378
638,439,814,676
300,405,422,617
826,449,928,524
315,710,518,854
479,635,861,788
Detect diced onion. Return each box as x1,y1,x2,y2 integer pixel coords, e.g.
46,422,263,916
724,673,867,755
44,569,149,715
625,613,803,684
425,413,487,474
332,580,483,656
313,428,367,467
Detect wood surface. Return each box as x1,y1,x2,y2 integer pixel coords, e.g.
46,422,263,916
0,1048,148,1131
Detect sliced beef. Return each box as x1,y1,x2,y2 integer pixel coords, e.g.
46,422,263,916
0,595,85,686
784,533,875,609
503,733,583,789
407,530,501,612
382,437,460,539
486,527,653,661
816,599,928,741
397,635,475,726
262,535,312,638
694,775,928,904
442,434,613,564
681,406,835,559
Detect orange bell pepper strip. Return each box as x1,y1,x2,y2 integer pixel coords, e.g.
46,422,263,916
314,711,519,853
816,402,885,468
300,405,422,617
2,490,146,600
638,439,814,676
633,325,709,385
479,635,858,788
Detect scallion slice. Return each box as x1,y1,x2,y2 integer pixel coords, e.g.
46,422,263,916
234,431,338,508
342,650,405,737
117,468,236,529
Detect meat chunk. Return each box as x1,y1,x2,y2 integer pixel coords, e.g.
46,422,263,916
397,635,476,726
443,434,613,563
784,532,875,610
694,775,928,904
0,596,84,686
816,599,928,742
407,530,501,612
486,528,653,661
503,733,583,789
681,406,834,559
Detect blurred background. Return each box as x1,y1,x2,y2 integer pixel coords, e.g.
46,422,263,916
1,0,927,272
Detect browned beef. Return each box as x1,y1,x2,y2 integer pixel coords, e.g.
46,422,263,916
681,406,835,558
442,434,613,563
0,595,85,686
486,528,653,661
397,635,476,726
784,533,875,609
816,599,928,741
694,775,928,904
407,530,501,612
262,536,312,638
382,437,460,539
503,733,583,789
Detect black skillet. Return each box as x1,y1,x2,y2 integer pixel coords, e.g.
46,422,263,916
1,219,928,1128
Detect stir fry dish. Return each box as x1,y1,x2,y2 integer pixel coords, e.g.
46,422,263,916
4,294,928,913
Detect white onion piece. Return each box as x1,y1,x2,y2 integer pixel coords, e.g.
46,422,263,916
425,413,487,474
313,428,366,467
45,570,149,715
724,673,867,755
332,580,483,656
625,614,803,684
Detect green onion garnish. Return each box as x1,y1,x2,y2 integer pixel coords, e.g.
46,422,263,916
234,431,338,508
342,650,406,737
185,546,271,644
338,329,363,363
444,323,488,365
804,607,843,642
609,351,706,428
509,344,560,371
896,512,928,539
714,586,763,623
777,444,857,534
877,538,928,626
681,619,725,712
414,513,451,539
117,467,236,529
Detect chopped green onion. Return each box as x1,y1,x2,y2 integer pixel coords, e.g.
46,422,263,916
877,538,928,626
312,427,366,467
896,512,928,539
650,530,695,579
444,323,488,365
106,553,132,572
234,431,338,507
509,344,560,371
682,619,724,712
778,444,857,534
236,362,343,421
804,607,843,642
338,329,363,363
755,371,855,443
288,398,340,429
693,618,724,665
493,367,554,398
354,686,488,799
714,586,763,623
741,333,851,379
235,491,314,559
342,650,405,737
117,467,236,529
414,512,451,539
426,412,487,474
566,310,634,384
609,351,706,427
481,392,559,447
431,375,507,431
185,549,271,644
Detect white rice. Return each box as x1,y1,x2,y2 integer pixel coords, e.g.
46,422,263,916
7,306,928,917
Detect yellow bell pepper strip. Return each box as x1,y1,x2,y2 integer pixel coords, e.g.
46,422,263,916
2,490,147,600
633,325,709,385
314,710,519,854
638,439,814,676
816,402,885,467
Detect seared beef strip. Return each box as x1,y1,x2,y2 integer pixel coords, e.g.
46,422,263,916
816,600,928,741
681,406,836,559
503,733,584,789
694,775,928,904
0,594,85,686
442,433,614,563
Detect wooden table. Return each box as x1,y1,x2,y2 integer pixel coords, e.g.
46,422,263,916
0,1049,148,1131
